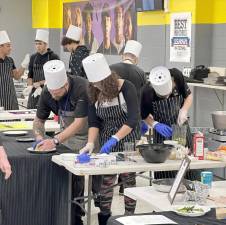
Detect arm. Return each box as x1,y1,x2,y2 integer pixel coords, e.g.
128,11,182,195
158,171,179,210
0,147,12,180
33,116,46,140
181,93,193,111
12,67,25,80
87,127,99,143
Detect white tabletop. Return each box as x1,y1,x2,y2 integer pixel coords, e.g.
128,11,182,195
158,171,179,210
0,120,60,132
52,155,226,176
0,109,54,121
124,181,226,212
188,82,226,91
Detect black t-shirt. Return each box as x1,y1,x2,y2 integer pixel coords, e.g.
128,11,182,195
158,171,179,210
88,80,139,129
110,62,147,102
0,56,16,69
141,68,191,120
28,48,59,79
36,76,89,120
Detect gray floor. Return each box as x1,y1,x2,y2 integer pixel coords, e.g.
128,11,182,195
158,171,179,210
83,173,152,225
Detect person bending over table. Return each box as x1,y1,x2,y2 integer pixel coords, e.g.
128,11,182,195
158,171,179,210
80,53,140,225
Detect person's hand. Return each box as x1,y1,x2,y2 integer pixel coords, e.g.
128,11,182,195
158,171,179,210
0,149,12,180
76,153,90,163
32,139,43,150
153,122,172,138
32,87,42,98
140,120,149,135
22,86,32,96
79,143,94,154
177,109,188,126
21,54,30,69
100,136,119,154
36,139,56,151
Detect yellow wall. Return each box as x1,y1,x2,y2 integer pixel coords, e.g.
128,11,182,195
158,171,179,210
32,0,226,28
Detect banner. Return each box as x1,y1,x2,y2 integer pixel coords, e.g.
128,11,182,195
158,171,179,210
63,0,137,55
170,12,192,62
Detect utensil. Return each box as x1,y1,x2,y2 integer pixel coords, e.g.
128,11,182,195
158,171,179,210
136,143,173,163
211,111,226,129
2,130,28,136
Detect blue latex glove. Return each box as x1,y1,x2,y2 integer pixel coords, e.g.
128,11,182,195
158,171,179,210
153,122,172,138
100,137,119,154
32,140,43,149
76,153,91,163
140,120,149,135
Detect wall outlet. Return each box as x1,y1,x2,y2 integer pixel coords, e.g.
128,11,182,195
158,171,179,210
183,67,191,77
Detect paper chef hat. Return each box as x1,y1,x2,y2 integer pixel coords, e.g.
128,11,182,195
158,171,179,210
43,60,67,89
82,53,112,82
66,25,82,41
0,30,10,45
149,66,172,96
35,29,49,44
123,40,142,58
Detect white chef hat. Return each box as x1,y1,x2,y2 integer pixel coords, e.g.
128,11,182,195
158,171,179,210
43,60,67,90
35,29,49,44
123,40,142,58
82,53,111,82
66,25,82,41
149,66,172,96
0,30,10,45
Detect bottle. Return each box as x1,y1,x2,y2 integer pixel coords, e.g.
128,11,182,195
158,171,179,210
193,132,204,160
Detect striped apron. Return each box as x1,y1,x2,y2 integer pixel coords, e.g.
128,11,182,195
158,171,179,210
96,95,140,215
0,61,18,110
27,55,49,109
58,96,88,220
152,93,193,179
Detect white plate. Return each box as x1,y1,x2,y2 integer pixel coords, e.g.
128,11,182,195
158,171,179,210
16,137,35,142
60,153,78,161
3,130,28,136
173,205,211,217
27,147,56,154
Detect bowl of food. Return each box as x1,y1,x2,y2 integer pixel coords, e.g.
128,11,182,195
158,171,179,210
136,143,173,163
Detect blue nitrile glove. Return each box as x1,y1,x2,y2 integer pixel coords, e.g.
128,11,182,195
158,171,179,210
76,153,91,163
100,136,119,154
140,120,149,135
153,122,172,138
32,140,43,149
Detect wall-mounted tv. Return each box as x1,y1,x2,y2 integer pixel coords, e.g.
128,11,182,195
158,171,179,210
136,0,164,12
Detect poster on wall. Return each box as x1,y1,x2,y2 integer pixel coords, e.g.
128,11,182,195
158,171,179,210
170,12,192,62
63,0,137,55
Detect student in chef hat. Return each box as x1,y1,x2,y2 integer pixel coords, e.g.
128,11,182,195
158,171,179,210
61,25,89,78
81,53,140,225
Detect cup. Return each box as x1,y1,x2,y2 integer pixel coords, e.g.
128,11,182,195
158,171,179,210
124,142,135,161
172,124,187,146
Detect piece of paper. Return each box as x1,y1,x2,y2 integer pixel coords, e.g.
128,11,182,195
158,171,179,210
116,215,177,225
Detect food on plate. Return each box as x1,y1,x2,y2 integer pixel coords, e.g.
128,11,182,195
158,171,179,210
176,206,204,213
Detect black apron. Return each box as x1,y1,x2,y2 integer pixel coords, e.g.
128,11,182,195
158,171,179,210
96,93,140,152
27,55,49,109
152,92,193,179
0,61,18,110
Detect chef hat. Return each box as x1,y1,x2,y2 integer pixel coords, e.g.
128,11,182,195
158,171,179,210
123,40,142,58
66,25,82,41
43,60,67,90
0,30,10,45
35,29,49,44
82,53,111,82
149,66,172,96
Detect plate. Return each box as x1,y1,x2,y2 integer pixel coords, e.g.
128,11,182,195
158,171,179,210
16,137,35,142
2,130,28,136
173,205,211,217
27,147,56,154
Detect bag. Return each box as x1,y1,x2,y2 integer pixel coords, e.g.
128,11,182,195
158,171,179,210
190,65,210,81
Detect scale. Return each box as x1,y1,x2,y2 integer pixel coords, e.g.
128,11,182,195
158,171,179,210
208,128,226,150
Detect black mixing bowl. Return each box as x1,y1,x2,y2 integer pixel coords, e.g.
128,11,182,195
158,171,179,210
137,143,173,163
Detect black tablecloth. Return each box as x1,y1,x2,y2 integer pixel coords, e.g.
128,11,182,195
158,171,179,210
0,132,72,225
108,209,226,225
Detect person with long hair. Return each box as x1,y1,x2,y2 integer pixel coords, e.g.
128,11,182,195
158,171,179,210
81,53,140,225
